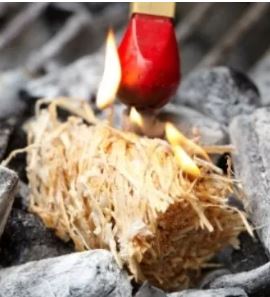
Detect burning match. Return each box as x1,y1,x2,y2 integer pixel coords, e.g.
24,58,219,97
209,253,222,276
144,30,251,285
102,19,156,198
95,18,200,177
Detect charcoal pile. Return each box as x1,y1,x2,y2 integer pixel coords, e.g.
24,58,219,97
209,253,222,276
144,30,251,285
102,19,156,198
0,3,270,297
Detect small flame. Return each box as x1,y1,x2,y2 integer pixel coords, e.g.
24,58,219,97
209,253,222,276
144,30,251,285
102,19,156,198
165,122,204,177
165,122,209,160
172,145,201,177
96,29,121,110
129,107,144,128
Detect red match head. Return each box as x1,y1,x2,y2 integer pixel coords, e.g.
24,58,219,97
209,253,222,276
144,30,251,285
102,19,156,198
118,13,181,110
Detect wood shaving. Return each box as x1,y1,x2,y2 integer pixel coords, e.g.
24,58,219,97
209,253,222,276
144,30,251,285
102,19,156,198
25,98,249,291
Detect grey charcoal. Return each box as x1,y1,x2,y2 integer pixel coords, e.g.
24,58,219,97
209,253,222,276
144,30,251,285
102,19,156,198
0,69,30,119
0,208,73,267
207,262,270,296
0,118,16,160
199,269,231,289
135,282,166,297
0,250,132,297
176,67,260,126
229,107,270,255
15,181,30,210
0,166,18,238
23,52,103,100
216,233,268,274
134,283,247,297
250,49,270,106
168,288,247,297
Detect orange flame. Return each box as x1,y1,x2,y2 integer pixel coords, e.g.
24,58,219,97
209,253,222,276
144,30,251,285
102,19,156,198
165,122,209,160
165,122,206,177
129,107,144,128
96,29,121,110
172,145,201,177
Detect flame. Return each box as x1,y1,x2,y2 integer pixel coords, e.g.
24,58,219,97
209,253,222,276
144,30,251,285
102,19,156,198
172,145,201,177
129,107,205,177
165,122,209,160
96,29,121,110
129,107,144,128
165,122,205,177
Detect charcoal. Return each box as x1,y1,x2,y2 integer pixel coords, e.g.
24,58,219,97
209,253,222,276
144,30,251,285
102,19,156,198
229,108,270,255
199,269,231,289
134,283,247,297
0,69,30,119
134,282,248,297
22,52,103,101
168,288,247,297
217,233,268,273
206,262,270,297
176,67,260,125
2,119,28,182
0,250,132,297
135,282,166,297
0,118,16,160
0,208,73,267
0,166,18,238
250,49,270,106
13,181,29,210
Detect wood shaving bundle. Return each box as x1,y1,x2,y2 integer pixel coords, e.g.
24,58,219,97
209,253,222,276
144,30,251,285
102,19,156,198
25,99,249,291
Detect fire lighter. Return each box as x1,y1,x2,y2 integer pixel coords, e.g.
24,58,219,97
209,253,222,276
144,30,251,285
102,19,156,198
118,2,180,110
